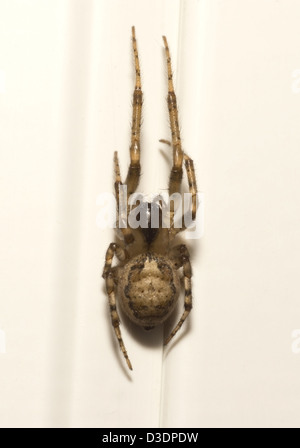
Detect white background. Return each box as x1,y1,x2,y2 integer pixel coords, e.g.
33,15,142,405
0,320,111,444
1,0,300,428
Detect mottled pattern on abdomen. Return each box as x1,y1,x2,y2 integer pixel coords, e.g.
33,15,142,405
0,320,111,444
118,253,180,327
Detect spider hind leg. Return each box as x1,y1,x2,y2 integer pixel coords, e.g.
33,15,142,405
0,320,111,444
164,244,192,345
103,243,133,370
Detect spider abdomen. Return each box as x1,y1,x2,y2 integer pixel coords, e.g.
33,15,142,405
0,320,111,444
118,253,180,328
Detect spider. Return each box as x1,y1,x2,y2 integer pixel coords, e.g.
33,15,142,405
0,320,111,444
102,27,198,370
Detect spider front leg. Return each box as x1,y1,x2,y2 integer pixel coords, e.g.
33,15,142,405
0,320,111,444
162,36,184,198
112,27,143,246
125,26,143,198
161,36,197,232
164,245,192,345
103,243,132,370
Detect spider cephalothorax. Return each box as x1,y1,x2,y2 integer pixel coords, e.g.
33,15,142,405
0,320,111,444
103,27,197,370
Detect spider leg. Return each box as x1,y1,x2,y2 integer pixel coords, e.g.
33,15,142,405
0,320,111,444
125,26,142,198
184,154,197,221
159,142,197,220
162,36,183,198
169,153,198,236
164,244,192,345
114,151,134,244
102,242,128,278
103,243,132,370
114,151,122,206
159,138,171,146
162,36,185,238
171,152,198,237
